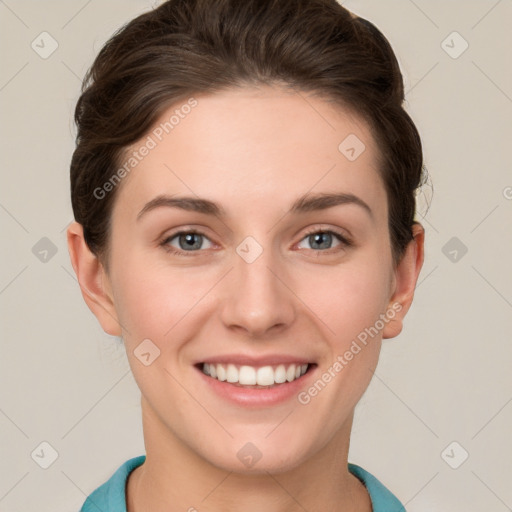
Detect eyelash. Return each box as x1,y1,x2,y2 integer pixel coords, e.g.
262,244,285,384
160,227,353,257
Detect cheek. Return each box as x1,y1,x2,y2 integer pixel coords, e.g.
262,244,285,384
111,254,214,347
291,258,391,428
110,261,203,405
302,257,392,346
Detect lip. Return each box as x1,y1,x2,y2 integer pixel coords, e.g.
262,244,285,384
194,354,314,367
194,362,318,407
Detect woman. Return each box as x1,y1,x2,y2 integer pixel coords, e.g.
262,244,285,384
67,0,426,510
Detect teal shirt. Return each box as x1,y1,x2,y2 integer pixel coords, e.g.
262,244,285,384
80,455,406,512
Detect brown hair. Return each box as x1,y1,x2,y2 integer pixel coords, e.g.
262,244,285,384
70,0,426,267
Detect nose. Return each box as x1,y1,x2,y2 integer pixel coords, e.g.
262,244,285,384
219,242,296,338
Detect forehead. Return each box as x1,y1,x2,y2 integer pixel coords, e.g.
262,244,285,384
113,85,386,220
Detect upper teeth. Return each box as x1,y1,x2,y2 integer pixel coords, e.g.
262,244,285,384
202,363,309,386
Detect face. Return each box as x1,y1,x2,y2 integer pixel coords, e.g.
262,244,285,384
89,85,409,473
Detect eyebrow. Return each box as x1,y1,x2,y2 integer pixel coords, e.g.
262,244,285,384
136,191,373,221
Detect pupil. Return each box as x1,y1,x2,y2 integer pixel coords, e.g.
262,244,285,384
181,233,201,250
311,232,330,250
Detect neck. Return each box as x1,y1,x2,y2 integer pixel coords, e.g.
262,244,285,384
127,398,371,512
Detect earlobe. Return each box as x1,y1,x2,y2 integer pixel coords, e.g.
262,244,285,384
382,222,425,339
66,221,122,336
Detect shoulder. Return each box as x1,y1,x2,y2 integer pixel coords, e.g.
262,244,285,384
348,463,407,512
80,455,146,512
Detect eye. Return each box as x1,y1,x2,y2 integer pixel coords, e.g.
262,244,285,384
160,227,352,257
161,229,214,256
296,228,352,253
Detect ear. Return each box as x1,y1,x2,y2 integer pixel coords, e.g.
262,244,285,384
66,221,122,336
382,222,425,339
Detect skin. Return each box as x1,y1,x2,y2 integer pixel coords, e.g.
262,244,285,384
68,84,424,512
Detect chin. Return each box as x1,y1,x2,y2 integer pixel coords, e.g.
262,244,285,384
198,435,313,476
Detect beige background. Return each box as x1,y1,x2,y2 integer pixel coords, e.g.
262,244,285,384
1,1,511,511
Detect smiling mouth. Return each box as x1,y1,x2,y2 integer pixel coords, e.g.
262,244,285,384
197,362,316,388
